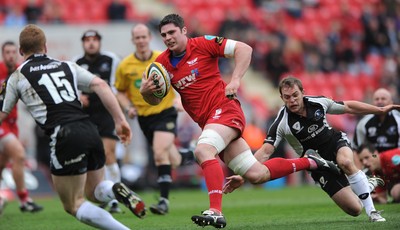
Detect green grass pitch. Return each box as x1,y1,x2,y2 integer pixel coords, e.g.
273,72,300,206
0,185,399,229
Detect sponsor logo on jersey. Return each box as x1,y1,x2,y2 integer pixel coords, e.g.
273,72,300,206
314,109,323,121
376,136,387,144
29,62,61,72
308,124,319,133
100,62,110,72
292,121,304,134
215,36,224,45
134,79,141,88
174,69,198,90
392,155,400,166
387,125,397,135
204,35,216,40
187,57,198,66
368,127,377,136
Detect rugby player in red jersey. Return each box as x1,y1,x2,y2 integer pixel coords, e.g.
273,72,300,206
358,144,400,204
140,14,340,228
0,41,43,214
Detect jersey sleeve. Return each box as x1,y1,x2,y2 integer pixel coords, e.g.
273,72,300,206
103,51,120,94
264,107,285,148
199,36,236,58
0,72,20,114
309,96,345,114
67,62,95,93
114,61,128,91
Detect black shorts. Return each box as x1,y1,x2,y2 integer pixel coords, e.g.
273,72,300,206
315,132,350,162
311,132,351,197
49,119,106,176
88,111,118,140
311,171,349,197
138,107,178,144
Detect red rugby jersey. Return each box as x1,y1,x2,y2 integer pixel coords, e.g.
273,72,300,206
156,36,234,127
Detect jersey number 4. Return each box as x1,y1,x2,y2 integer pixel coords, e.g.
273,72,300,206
38,71,76,104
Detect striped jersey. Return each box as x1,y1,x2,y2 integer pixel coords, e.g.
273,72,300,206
265,96,348,157
0,54,93,134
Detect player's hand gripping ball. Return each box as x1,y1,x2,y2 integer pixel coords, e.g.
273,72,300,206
145,62,171,98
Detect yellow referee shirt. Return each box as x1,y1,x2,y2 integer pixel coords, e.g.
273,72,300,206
115,51,175,116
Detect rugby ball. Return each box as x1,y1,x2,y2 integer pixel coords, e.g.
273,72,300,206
145,62,171,98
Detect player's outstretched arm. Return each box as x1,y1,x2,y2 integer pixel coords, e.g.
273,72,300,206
90,77,132,144
344,100,400,115
254,143,275,163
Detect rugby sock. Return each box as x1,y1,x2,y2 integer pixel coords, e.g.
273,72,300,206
348,170,376,215
94,180,115,203
263,158,310,180
157,165,172,199
179,148,195,166
76,201,129,230
17,189,29,204
201,159,224,212
105,163,121,183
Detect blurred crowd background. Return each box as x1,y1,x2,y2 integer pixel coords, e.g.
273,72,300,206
0,0,399,192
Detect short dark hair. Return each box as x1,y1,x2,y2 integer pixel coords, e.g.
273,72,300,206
2,41,16,53
278,76,304,95
357,143,376,154
158,14,185,32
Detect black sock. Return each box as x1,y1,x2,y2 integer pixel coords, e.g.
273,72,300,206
157,165,172,199
179,149,195,166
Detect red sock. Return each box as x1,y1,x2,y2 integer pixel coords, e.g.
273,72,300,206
201,159,224,212
263,158,310,180
17,189,29,203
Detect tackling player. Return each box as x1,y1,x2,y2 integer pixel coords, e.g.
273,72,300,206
225,76,398,222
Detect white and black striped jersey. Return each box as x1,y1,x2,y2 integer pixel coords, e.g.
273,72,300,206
265,96,348,157
73,51,119,114
0,54,94,133
352,110,400,152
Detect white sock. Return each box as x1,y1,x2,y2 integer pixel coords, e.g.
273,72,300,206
105,163,122,183
76,201,130,230
348,170,376,216
94,180,115,203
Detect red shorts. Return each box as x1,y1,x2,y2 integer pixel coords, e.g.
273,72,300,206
0,120,19,138
203,99,246,135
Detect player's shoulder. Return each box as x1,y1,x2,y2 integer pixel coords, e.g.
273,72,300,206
70,54,84,63
156,50,170,63
101,51,120,61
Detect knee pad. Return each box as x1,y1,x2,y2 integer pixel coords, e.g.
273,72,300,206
228,149,257,176
197,129,226,153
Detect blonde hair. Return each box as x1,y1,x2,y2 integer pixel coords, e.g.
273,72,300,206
19,24,46,55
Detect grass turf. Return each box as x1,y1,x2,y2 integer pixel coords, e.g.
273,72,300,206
0,185,399,230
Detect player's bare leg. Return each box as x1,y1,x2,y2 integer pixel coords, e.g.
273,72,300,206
2,135,43,212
